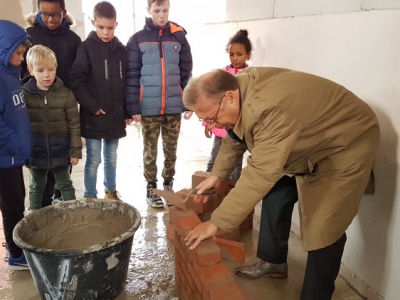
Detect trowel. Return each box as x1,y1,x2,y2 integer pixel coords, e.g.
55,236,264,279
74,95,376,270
153,188,218,209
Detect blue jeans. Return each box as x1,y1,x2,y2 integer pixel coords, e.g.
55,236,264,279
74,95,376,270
84,138,119,198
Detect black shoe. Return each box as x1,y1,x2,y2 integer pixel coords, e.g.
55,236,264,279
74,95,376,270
163,180,174,206
146,183,164,208
235,260,288,280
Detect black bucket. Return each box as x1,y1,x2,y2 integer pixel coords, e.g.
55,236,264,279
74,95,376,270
13,199,141,300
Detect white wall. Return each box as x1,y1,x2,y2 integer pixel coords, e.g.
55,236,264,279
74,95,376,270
186,0,400,299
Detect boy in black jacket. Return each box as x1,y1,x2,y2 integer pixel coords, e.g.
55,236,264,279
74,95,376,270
71,1,129,201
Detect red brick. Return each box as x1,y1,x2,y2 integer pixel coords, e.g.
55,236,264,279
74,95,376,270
192,171,211,189
186,258,203,292
178,189,213,214
198,263,234,286
213,237,245,263
174,209,201,238
215,226,240,242
166,223,175,241
193,238,221,266
209,281,247,300
169,207,197,226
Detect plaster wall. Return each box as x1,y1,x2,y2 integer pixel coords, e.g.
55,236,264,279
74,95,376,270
187,0,400,299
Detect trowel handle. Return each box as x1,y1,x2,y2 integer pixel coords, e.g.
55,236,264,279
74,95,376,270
191,188,218,195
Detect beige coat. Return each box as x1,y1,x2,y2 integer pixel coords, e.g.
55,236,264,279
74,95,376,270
211,67,380,251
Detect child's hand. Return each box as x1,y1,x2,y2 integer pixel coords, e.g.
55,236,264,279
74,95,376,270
70,158,79,165
94,109,106,115
204,126,212,138
132,114,142,122
183,111,193,120
125,119,133,125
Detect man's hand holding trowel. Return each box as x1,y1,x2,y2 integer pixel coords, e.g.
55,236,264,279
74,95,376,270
185,175,223,250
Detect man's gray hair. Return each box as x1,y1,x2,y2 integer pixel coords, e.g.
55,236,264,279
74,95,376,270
183,69,239,107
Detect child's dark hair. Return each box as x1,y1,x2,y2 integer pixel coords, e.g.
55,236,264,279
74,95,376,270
226,29,252,53
93,1,116,20
37,0,65,11
147,0,169,7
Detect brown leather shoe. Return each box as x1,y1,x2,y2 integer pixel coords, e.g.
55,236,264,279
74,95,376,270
235,260,288,280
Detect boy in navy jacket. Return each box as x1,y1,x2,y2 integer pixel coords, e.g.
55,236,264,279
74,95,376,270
0,20,32,270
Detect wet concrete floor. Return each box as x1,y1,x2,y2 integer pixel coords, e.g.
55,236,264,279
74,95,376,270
0,119,362,299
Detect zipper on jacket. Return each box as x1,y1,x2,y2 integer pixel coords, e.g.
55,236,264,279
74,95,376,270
44,95,51,168
105,59,109,80
119,61,122,79
159,28,166,114
12,156,14,165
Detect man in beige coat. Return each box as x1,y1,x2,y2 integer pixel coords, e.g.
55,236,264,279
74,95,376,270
183,67,380,299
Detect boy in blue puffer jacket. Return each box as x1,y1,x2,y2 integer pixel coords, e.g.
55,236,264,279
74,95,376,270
0,20,32,271
126,0,193,208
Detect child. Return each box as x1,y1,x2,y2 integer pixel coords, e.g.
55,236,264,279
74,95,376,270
126,0,193,208
204,29,252,180
23,45,82,211
22,0,82,207
70,1,129,201
0,20,32,270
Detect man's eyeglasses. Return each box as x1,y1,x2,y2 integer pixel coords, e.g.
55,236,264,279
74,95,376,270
200,94,225,123
39,11,63,20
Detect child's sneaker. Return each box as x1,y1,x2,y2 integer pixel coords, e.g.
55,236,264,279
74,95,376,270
163,181,174,206
105,189,122,201
146,183,164,208
8,252,29,271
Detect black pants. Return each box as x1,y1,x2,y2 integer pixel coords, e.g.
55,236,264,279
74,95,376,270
0,167,25,258
42,165,73,207
257,175,347,300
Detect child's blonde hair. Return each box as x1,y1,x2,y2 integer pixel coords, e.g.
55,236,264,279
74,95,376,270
26,45,57,69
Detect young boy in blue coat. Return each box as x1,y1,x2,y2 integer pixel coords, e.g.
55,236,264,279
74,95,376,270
0,20,32,270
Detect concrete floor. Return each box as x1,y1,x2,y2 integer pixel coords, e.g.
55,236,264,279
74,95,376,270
0,120,363,300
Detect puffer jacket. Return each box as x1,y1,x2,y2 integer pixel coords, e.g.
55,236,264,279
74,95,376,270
126,17,193,117
23,76,82,170
0,20,32,168
22,13,81,88
70,31,127,140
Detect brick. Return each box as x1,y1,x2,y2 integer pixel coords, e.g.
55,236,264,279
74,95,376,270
178,189,213,214
213,237,245,263
193,238,221,266
215,226,240,242
209,281,247,300
166,223,175,241
198,212,212,222
169,207,197,226
187,258,203,292
198,263,234,286
192,171,211,189
173,209,201,238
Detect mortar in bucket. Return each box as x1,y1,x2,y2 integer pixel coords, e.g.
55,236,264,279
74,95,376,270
13,198,141,300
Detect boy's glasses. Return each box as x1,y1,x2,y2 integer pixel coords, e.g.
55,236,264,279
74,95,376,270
39,11,63,20
199,94,225,123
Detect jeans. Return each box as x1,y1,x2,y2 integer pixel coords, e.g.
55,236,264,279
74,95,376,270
0,167,25,258
84,138,119,198
29,166,75,211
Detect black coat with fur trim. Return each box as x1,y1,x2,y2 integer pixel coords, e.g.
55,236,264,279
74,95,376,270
22,13,81,88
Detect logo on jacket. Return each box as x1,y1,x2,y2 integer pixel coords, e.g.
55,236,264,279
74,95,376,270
173,45,179,52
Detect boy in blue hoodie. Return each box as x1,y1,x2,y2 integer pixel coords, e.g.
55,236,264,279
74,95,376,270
0,20,32,270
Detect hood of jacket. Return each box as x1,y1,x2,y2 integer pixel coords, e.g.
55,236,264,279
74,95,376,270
25,12,76,27
0,20,31,74
87,31,124,51
23,75,64,95
144,17,187,35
